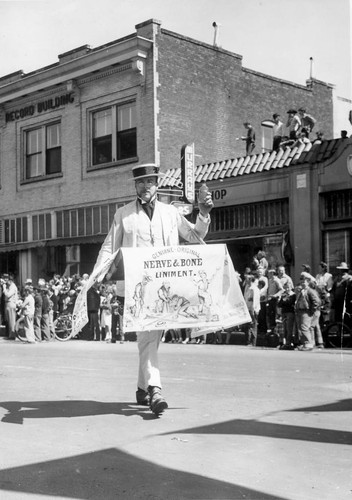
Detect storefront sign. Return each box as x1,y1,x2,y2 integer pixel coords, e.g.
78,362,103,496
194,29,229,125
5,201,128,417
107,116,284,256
296,173,307,188
5,92,74,122
172,202,194,215
181,143,195,204
211,188,227,200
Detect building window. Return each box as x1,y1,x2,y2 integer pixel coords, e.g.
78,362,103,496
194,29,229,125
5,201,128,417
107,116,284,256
25,122,61,180
2,217,28,244
32,213,52,241
91,101,136,167
56,202,124,238
209,199,289,236
322,189,352,221
323,230,351,270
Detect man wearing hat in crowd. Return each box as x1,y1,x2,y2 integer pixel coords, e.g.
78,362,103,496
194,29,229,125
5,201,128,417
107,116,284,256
90,163,214,416
331,262,352,328
40,281,52,341
265,268,284,335
33,283,43,342
301,264,316,283
295,272,321,351
315,262,333,293
286,109,301,140
19,285,36,343
2,273,18,340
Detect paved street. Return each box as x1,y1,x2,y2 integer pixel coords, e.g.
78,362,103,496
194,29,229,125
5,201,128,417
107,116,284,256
0,338,351,500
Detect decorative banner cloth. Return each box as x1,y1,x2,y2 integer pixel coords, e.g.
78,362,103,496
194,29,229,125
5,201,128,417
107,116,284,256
71,250,119,339
121,244,250,333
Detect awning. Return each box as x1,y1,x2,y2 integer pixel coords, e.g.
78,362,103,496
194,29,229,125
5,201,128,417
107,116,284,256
205,231,284,243
0,241,47,254
0,235,106,253
46,235,106,247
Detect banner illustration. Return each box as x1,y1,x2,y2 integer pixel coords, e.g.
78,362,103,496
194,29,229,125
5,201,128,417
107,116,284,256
121,244,250,332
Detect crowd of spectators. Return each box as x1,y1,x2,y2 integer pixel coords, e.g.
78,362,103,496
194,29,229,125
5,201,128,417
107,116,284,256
0,273,125,344
239,252,352,350
238,107,350,156
1,254,351,348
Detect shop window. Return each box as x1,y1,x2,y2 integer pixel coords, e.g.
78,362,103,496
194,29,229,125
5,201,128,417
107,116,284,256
322,190,352,221
56,202,124,238
3,216,28,243
91,101,136,168
32,213,52,241
323,230,351,270
24,122,61,180
209,199,289,235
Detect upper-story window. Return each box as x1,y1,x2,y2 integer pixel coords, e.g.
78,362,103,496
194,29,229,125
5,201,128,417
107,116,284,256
25,122,61,180
91,101,137,167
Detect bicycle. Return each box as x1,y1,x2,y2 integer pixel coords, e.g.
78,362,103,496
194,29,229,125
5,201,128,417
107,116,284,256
53,313,74,341
323,320,352,348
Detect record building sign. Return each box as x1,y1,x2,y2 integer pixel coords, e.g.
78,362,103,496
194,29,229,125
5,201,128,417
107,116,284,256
5,92,75,123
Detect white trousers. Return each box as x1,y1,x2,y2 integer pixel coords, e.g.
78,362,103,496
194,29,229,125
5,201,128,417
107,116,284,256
137,330,162,391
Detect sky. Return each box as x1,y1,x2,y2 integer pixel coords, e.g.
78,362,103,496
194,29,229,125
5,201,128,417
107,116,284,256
0,0,351,99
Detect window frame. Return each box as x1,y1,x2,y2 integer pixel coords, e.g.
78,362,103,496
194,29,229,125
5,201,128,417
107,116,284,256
22,121,62,184
88,100,137,171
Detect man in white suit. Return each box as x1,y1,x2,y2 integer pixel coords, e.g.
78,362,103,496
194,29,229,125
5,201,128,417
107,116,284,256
93,163,214,416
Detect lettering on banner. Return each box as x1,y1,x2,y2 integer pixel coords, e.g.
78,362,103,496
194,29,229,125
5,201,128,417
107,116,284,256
122,244,251,333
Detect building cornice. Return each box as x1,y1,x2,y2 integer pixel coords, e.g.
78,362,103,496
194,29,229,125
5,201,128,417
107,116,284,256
0,36,152,104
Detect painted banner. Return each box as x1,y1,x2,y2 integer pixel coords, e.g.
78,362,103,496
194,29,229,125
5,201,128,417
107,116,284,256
121,244,250,333
71,250,119,338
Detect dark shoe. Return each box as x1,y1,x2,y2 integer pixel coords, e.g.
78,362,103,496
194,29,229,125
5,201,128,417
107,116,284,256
148,386,168,416
136,388,150,406
281,344,294,350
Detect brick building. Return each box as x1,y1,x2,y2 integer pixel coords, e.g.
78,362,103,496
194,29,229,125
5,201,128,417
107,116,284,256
0,18,350,285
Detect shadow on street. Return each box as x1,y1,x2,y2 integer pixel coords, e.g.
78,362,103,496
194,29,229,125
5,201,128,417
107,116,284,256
0,447,288,500
0,400,160,424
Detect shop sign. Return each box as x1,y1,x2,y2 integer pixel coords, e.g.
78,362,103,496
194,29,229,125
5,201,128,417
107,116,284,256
181,143,195,204
265,235,282,245
296,173,307,188
5,92,74,123
172,202,194,216
211,188,227,200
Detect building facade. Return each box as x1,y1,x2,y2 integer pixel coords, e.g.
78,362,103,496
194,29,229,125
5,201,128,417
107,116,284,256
160,137,352,283
0,19,349,284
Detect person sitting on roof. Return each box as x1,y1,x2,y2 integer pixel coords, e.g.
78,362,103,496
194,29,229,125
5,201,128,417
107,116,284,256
279,136,295,149
312,131,324,145
292,128,311,149
298,108,316,137
286,109,301,140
